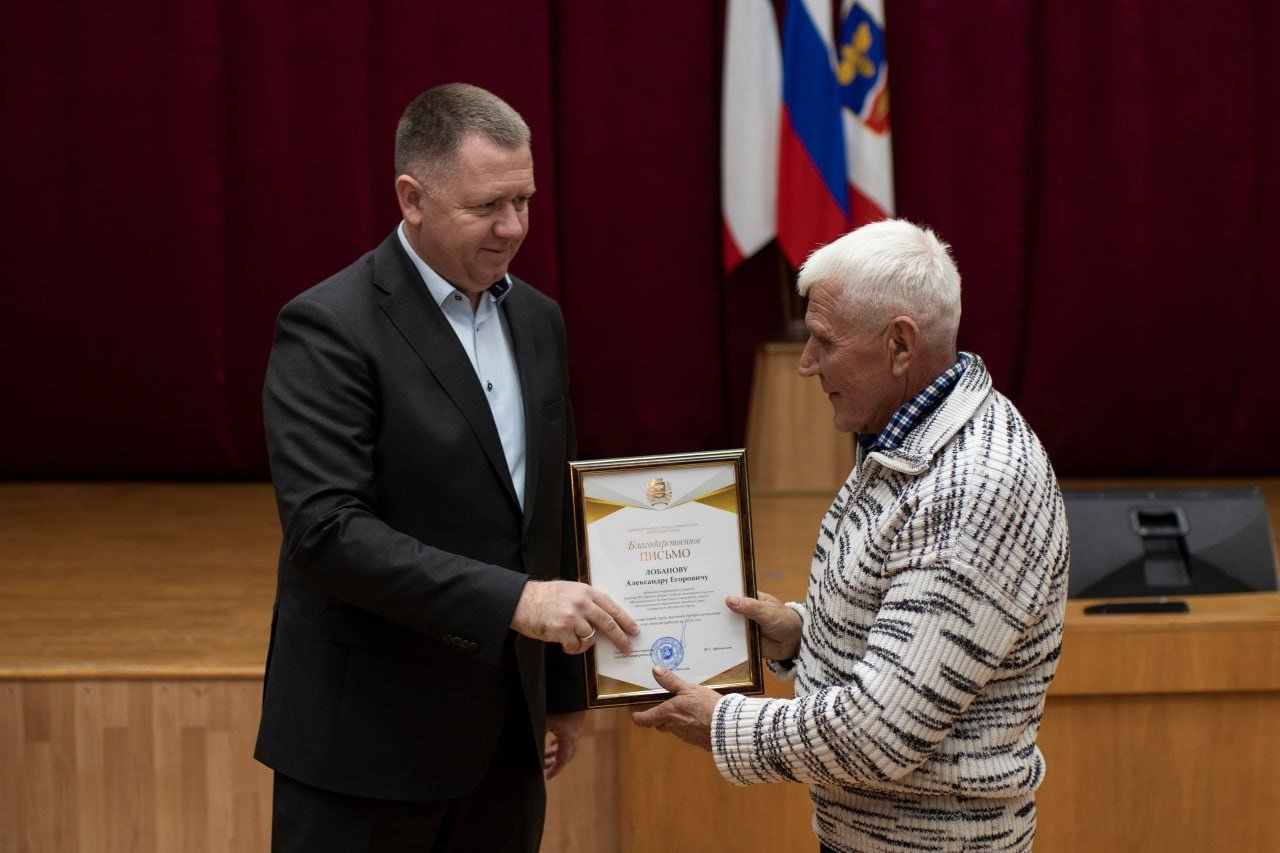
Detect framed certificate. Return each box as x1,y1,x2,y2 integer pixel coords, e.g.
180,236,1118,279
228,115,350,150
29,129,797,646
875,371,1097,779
569,449,764,708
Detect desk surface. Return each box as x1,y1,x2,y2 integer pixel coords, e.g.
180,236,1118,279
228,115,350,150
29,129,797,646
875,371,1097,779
2,479,1278,680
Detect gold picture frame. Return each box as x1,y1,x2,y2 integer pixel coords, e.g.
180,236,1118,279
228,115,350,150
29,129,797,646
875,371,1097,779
569,449,764,708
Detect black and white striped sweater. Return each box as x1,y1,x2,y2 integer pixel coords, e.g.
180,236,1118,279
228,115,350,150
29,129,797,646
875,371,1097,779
712,355,1069,852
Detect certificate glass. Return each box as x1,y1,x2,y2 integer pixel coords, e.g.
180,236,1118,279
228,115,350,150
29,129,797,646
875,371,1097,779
569,449,764,708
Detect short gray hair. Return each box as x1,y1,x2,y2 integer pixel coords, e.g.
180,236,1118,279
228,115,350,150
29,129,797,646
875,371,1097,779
394,83,530,184
797,219,961,341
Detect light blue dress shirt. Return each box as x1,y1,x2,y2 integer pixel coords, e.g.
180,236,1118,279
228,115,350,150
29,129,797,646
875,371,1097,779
397,224,527,509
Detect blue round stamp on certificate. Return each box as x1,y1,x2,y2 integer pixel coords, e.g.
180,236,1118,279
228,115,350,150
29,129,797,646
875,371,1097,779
650,636,685,668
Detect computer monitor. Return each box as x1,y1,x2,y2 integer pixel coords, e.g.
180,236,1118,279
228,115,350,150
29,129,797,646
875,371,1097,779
1062,488,1279,599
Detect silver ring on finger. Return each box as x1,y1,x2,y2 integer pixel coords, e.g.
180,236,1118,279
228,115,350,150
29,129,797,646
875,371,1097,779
575,626,597,641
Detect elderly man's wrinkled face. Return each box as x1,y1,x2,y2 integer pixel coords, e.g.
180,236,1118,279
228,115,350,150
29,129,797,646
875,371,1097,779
403,135,535,301
798,280,901,436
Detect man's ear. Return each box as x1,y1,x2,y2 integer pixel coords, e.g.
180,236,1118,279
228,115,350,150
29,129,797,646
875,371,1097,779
394,175,426,226
886,316,919,376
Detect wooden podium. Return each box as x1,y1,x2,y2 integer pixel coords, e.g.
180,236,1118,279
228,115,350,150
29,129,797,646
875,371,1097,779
1034,591,1280,852
744,339,853,494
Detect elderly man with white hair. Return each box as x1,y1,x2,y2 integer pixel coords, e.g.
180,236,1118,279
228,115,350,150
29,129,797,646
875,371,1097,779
634,219,1070,852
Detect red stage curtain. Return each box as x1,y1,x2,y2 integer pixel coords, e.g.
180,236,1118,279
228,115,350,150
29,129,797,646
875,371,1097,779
891,0,1280,474
1,1,1277,477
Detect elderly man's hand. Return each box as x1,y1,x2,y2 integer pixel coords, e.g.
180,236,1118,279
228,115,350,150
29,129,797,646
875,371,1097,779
727,591,802,661
630,666,720,752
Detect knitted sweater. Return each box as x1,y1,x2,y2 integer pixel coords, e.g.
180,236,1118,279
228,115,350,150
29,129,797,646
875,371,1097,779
712,355,1069,853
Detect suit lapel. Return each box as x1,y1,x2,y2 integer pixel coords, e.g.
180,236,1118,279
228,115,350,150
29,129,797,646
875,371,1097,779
503,282,541,534
372,233,520,510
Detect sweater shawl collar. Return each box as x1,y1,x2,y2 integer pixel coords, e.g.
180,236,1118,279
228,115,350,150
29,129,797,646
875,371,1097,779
862,352,994,475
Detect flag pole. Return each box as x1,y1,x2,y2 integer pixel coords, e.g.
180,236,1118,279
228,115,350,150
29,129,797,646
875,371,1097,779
776,249,806,341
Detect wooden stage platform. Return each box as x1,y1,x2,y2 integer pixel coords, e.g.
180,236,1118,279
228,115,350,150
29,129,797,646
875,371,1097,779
3,481,1279,852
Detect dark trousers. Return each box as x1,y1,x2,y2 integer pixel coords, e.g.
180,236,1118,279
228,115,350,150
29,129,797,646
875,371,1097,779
272,673,545,852
271,764,545,853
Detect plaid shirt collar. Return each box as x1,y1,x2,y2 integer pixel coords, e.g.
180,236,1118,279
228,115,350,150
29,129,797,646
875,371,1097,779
858,353,972,454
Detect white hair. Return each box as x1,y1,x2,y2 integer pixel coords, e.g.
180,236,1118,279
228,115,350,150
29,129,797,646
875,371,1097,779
796,219,961,342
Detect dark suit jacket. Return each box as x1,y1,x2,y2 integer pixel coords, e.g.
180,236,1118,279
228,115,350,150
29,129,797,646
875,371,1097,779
254,230,583,801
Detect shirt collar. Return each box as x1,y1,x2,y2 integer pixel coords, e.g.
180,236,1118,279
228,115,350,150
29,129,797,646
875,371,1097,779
397,222,512,307
858,353,972,454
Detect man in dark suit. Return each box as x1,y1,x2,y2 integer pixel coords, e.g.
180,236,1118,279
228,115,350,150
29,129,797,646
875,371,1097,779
255,83,638,852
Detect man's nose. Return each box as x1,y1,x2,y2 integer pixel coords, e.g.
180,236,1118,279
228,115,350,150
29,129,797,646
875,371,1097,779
494,204,525,239
798,339,819,376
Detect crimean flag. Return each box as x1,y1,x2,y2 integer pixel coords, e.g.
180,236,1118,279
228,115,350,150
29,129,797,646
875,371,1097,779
839,0,894,225
776,0,851,269
721,0,782,273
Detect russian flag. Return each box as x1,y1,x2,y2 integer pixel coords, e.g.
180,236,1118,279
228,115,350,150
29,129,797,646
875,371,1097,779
721,0,782,273
777,0,850,269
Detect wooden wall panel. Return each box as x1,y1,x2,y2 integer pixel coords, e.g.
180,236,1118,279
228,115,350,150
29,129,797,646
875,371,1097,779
0,678,614,853
543,708,622,853
619,710,815,853
611,640,1280,853
0,681,271,853
1035,691,1280,852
